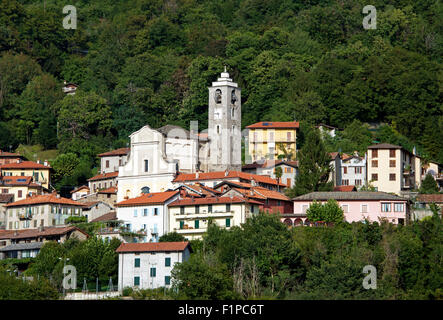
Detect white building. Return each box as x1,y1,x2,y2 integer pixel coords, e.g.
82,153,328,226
115,191,179,242
70,185,90,200
340,153,367,188
116,241,191,291
167,196,261,240
116,69,242,202
98,147,130,174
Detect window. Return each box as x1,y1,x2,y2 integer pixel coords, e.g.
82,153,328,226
390,160,396,167
18,190,22,198
302,205,308,213
355,167,362,174
342,179,349,186
195,205,199,214
154,208,158,216
394,203,404,212
106,160,109,168
372,149,378,158
2,189,7,193
180,206,185,215
226,218,231,227
361,205,368,213
381,203,391,212
269,132,274,142
133,209,137,217
343,167,347,174
355,179,362,186
179,221,184,229
144,160,149,172
371,174,378,181
287,132,292,141
208,204,212,213
341,205,349,213
389,173,396,181
119,159,122,166
150,268,156,277
194,220,199,229
226,204,231,212
372,160,378,168
165,257,171,267
389,149,396,158
217,125,220,134
165,276,171,285
143,209,148,216
134,258,140,268
134,277,140,286
254,132,258,142
286,178,291,186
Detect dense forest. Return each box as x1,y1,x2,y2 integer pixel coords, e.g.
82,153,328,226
0,0,442,189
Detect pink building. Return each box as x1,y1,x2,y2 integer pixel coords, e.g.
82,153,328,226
282,192,408,226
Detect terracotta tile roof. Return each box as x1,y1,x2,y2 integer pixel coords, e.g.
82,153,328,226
116,191,179,207
0,150,25,158
0,226,88,240
168,196,262,207
0,160,51,169
246,121,299,129
5,194,84,207
334,185,357,192
293,192,407,201
243,160,298,170
116,241,190,253
0,193,14,203
88,171,119,181
80,201,100,208
252,187,291,201
90,211,117,223
329,152,340,159
0,176,32,186
98,186,117,194
215,181,255,189
173,171,286,187
70,185,90,193
97,148,130,157
182,184,221,196
230,188,267,200
416,194,443,203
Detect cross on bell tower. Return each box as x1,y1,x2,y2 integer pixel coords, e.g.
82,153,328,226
207,67,242,171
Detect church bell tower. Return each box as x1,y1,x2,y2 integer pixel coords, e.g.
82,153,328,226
208,67,242,172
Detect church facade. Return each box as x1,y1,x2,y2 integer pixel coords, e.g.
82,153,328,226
116,69,242,202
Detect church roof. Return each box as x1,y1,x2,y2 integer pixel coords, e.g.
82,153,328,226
246,121,299,129
156,125,191,139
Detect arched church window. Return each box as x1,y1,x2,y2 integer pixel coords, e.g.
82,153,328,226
217,125,220,134
141,186,150,194
231,89,237,104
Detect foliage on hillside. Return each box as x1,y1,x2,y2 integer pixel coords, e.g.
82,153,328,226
0,0,442,191
171,212,443,300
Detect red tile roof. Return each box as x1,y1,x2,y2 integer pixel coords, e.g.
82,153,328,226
97,148,130,157
0,176,32,186
5,194,84,207
88,171,119,181
252,187,291,201
173,171,286,187
70,185,90,193
116,241,190,253
90,211,117,223
98,186,117,194
242,160,298,170
116,191,179,207
367,143,403,149
0,150,25,158
0,226,88,240
334,185,357,192
416,194,443,203
246,121,299,129
0,160,51,169
168,196,262,207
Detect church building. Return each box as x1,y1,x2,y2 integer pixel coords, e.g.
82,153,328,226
116,69,242,202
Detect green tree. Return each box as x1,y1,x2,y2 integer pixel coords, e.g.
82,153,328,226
159,232,186,242
288,127,333,197
419,173,439,194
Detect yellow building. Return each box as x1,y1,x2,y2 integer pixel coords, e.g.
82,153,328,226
0,176,43,201
0,161,51,190
246,121,299,162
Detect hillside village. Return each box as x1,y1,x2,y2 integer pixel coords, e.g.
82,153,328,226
0,70,441,296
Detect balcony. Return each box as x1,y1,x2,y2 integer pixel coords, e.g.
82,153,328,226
19,213,32,220
175,211,234,220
